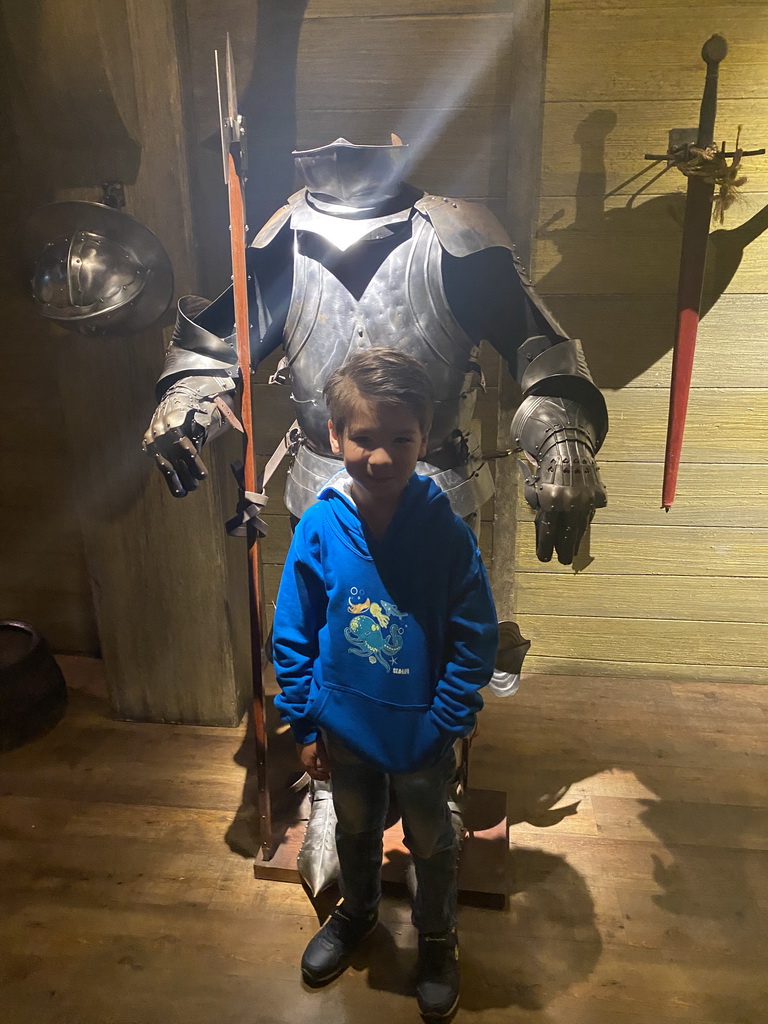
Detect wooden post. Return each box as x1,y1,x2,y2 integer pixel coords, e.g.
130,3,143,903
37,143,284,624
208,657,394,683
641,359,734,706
4,0,249,725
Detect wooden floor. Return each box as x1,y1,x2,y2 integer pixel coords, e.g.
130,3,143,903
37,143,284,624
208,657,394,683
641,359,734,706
1,658,767,1024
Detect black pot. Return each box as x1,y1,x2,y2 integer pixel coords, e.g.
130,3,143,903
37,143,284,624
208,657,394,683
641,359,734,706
0,620,68,751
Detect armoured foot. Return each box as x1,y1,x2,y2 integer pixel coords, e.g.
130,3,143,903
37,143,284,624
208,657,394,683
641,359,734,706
301,904,378,986
415,930,460,1023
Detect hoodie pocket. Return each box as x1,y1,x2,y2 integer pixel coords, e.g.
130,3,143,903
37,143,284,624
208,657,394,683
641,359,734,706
315,684,448,774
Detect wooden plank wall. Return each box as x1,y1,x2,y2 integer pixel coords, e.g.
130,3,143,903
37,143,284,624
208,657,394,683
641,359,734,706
1,0,252,725
0,5,100,654
517,0,768,682
0,289,96,654
181,0,545,629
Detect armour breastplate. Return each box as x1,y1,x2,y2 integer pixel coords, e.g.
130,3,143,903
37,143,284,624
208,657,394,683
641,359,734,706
284,210,480,456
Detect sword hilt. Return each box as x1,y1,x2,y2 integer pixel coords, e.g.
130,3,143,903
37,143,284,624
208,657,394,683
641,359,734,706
641,36,766,167
697,34,728,148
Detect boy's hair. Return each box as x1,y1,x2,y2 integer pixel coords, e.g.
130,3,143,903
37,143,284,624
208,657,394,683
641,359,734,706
323,348,434,435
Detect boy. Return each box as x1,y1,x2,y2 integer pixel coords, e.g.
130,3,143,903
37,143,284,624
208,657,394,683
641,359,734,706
272,348,498,1022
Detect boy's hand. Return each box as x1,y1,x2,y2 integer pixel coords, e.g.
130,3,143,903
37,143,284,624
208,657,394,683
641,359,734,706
297,739,331,781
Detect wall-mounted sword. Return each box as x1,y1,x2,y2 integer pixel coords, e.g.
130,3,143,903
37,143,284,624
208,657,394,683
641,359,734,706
661,34,728,510
645,35,764,509
216,35,273,859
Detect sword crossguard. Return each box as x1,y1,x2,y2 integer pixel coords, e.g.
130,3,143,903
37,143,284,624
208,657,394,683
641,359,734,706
642,37,763,167
644,146,765,162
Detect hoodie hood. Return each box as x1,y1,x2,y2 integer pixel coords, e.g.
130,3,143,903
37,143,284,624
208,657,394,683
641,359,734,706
318,472,452,556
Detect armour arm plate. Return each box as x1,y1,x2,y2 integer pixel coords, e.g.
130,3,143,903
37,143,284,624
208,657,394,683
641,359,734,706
441,247,568,372
155,228,294,397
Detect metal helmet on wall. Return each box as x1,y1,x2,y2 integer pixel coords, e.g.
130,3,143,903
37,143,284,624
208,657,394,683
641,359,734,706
25,201,174,336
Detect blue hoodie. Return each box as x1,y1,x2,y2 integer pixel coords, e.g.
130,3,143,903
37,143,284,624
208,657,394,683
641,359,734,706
272,473,498,774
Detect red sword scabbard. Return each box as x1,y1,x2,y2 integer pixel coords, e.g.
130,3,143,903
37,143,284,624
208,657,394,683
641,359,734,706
662,34,728,510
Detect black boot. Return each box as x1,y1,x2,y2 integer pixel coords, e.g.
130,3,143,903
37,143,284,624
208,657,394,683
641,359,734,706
415,930,460,1022
301,904,378,985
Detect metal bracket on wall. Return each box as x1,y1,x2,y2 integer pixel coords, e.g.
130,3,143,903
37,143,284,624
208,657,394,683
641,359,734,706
101,181,126,209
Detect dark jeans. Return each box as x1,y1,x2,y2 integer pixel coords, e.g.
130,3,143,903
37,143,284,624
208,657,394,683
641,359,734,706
324,734,458,934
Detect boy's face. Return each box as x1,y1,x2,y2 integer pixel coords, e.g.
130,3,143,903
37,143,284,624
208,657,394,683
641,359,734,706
329,398,429,507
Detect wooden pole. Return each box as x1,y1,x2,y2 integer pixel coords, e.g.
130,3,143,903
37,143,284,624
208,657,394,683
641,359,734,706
226,153,272,858
221,30,273,855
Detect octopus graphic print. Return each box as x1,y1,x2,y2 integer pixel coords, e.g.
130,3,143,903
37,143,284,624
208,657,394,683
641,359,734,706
344,588,407,672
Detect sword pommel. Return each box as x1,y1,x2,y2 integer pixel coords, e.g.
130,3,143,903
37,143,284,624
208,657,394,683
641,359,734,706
697,34,727,148
702,34,728,65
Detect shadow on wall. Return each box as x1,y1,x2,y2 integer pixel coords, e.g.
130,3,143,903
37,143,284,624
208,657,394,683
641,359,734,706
536,109,768,391
239,0,310,234
194,0,310,297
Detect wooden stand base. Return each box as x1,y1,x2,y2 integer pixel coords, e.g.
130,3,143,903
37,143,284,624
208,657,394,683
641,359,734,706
253,787,508,909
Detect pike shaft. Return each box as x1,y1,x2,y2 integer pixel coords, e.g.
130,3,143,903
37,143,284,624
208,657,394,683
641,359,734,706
227,151,273,857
